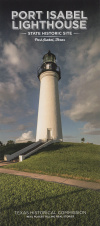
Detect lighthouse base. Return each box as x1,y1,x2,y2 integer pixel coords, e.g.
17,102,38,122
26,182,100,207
36,138,63,143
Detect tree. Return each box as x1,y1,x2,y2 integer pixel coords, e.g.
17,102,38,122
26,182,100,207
81,138,85,143
0,141,3,146
27,141,33,144
6,140,15,145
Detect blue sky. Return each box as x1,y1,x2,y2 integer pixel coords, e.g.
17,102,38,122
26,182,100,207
0,0,100,144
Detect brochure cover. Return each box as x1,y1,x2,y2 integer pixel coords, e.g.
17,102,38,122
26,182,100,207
0,0,100,225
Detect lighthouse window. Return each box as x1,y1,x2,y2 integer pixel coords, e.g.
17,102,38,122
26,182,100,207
51,55,54,61
45,56,48,61
46,63,52,69
46,64,50,69
49,63,52,69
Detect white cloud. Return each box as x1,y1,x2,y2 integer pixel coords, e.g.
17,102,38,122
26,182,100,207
16,131,35,143
63,31,100,135
83,123,100,135
3,43,20,66
3,35,42,73
0,34,41,120
84,131,100,135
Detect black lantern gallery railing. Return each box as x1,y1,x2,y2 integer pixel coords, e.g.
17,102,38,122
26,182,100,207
37,51,61,80
37,64,61,80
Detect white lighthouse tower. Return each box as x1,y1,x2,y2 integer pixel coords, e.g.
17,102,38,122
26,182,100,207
36,51,63,142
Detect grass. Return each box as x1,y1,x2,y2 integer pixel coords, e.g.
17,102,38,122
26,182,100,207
0,173,100,226
3,142,100,182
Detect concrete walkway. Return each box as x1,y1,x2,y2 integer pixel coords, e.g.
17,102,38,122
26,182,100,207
0,168,100,190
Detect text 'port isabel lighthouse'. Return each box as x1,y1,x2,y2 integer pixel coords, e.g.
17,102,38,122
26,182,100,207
36,51,63,142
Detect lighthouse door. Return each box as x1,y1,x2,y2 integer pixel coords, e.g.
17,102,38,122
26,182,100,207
47,129,52,140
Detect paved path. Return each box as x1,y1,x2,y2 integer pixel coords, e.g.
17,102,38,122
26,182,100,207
0,168,100,190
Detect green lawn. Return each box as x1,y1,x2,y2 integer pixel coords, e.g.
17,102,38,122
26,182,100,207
3,142,100,182
0,173,100,226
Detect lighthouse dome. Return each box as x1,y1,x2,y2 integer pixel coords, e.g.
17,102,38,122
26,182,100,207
43,50,56,63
